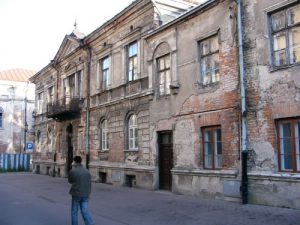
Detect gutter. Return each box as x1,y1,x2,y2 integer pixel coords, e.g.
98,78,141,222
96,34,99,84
237,0,248,204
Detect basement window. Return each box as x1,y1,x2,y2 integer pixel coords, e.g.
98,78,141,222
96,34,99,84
270,4,300,68
277,118,300,172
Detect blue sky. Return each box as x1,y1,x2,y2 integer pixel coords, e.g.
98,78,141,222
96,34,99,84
0,0,133,72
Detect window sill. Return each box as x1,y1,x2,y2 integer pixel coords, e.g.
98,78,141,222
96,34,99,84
171,168,238,178
124,149,139,152
269,62,300,72
248,171,300,181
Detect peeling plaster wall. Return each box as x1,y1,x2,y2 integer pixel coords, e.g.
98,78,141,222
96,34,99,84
147,0,241,199
244,0,300,208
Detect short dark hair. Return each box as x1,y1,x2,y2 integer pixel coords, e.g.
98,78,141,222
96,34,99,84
73,156,82,164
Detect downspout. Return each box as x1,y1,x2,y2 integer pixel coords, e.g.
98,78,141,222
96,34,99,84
237,0,248,204
84,44,92,169
51,61,59,177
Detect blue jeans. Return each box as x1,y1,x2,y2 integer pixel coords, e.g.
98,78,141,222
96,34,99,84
71,196,94,225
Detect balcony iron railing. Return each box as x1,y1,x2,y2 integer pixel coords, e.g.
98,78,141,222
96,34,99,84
46,96,83,121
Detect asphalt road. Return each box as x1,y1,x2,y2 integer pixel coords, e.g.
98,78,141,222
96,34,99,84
0,173,299,225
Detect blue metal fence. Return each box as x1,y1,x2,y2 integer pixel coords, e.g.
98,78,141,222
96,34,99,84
0,154,31,172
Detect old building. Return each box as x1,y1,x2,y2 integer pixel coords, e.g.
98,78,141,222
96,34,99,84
29,0,300,209
243,0,300,208
0,69,35,153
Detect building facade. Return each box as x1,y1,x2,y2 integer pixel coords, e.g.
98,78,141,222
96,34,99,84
30,0,300,209
0,69,35,153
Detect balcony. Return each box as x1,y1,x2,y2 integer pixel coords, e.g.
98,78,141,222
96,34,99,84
47,96,84,121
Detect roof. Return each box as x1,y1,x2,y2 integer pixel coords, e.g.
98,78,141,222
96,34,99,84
0,69,36,82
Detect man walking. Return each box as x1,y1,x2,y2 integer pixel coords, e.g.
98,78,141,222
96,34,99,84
68,156,94,225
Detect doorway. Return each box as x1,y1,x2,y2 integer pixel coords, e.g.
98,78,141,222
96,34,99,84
66,124,73,173
158,132,173,190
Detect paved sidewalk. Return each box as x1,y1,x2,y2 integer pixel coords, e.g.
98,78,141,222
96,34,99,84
0,173,299,225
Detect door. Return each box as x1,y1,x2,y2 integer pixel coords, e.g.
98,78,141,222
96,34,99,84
66,124,73,173
158,132,173,190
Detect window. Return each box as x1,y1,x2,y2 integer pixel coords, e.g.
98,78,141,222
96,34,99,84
63,70,82,103
157,55,171,96
37,92,43,114
47,128,53,153
270,4,300,67
101,56,110,90
48,86,54,104
127,41,138,81
202,126,222,169
36,130,41,152
199,35,219,85
128,114,138,150
277,118,300,172
101,120,109,151
0,107,3,128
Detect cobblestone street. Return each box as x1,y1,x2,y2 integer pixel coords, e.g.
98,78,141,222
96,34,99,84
0,173,299,225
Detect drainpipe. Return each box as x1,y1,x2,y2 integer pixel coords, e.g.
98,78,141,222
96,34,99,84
84,44,92,169
237,0,248,204
51,61,59,177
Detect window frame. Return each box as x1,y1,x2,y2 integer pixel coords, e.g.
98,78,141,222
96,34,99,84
47,128,53,153
202,126,222,169
128,114,138,150
100,119,109,151
37,92,43,114
47,86,54,104
276,118,300,173
269,4,300,69
198,34,220,85
157,54,171,96
127,41,138,82
100,56,110,91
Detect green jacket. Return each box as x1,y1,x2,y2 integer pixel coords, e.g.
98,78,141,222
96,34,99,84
68,163,91,198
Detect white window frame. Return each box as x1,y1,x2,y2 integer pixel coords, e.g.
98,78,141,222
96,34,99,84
128,114,138,150
101,120,109,151
157,54,171,96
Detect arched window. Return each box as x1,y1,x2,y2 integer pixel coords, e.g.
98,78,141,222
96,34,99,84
36,130,41,152
101,119,109,151
153,42,172,96
0,107,3,128
128,114,138,150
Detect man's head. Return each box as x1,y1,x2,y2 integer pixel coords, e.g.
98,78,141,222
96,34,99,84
73,156,82,164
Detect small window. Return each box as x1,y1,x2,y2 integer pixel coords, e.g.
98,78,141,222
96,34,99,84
270,4,300,67
277,118,300,172
128,114,138,150
127,41,138,81
157,55,171,96
0,107,3,128
198,35,220,85
202,126,222,169
101,120,109,151
101,56,110,90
